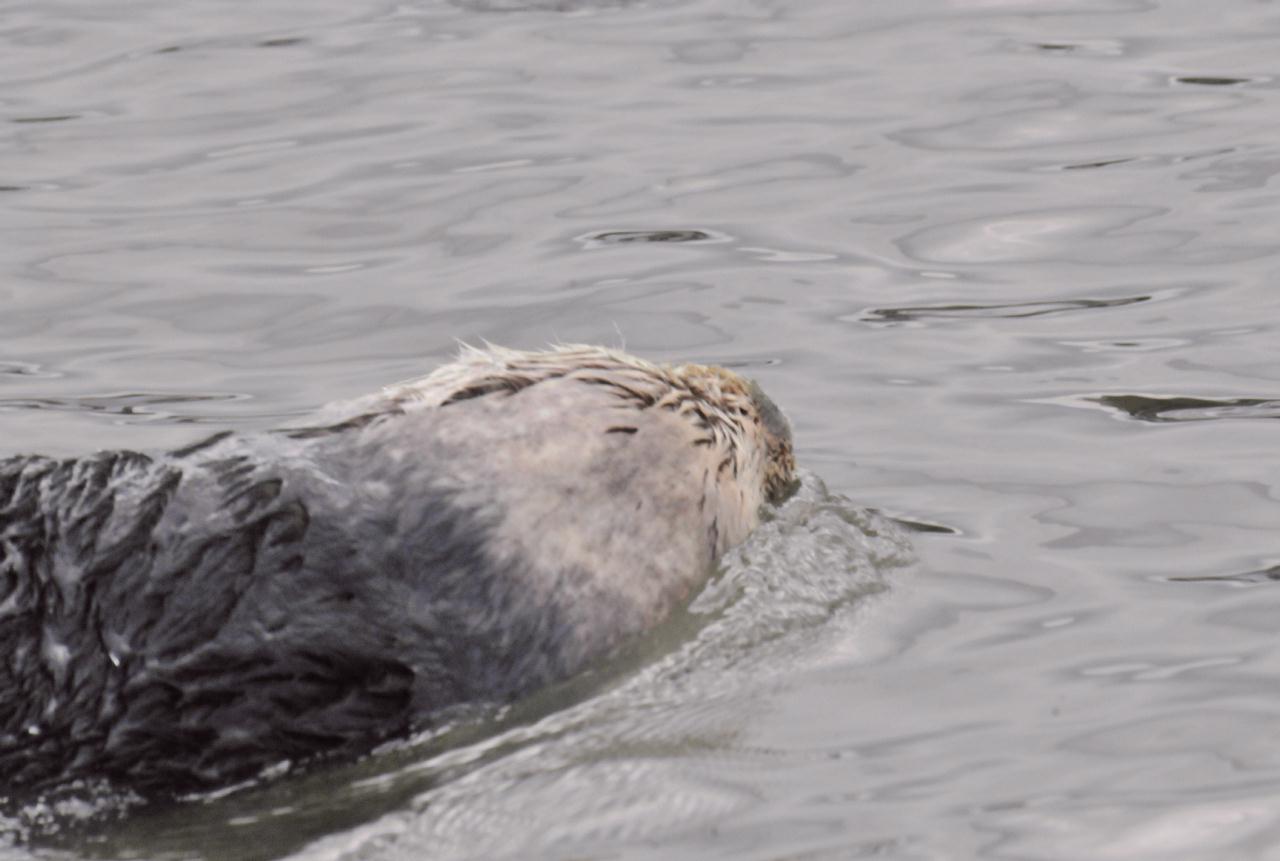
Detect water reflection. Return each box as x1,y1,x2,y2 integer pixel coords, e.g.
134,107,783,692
859,295,1150,324
1058,156,1138,170
576,228,725,246
0,391,251,422
1091,394,1280,423
1167,563,1280,585
453,0,641,11
11,115,80,124
1173,76,1256,87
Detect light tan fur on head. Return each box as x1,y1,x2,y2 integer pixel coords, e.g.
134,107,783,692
386,344,796,515
322,343,797,669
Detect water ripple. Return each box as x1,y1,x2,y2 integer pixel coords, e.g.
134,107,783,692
857,294,1151,325
1048,393,1280,424
0,391,254,423
575,228,729,247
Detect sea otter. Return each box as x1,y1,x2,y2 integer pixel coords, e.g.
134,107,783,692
0,345,794,800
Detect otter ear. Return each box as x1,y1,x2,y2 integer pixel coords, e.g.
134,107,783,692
747,379,791,445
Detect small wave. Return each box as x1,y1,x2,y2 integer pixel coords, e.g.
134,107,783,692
1167,563,1280,586
574,228,731,248
1173,76,1256,87
452,0,640,13
858,295,1150,325
1091,394,1280,423
0,392,253,424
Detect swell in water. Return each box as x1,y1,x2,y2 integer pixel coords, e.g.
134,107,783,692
6,472,911,861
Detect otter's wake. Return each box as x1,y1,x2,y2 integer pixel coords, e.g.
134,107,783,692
288,470,912,861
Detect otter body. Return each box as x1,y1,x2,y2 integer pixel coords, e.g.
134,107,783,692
0,346,794,798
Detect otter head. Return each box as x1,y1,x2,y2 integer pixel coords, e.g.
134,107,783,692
383,344,796,561
663,360,797,504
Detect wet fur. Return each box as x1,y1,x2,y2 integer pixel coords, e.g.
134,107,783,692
0,346,793,799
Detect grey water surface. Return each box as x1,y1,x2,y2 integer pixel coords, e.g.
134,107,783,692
4,0,1280,858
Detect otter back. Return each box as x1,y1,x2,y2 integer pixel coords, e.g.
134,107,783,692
0,346,792,799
